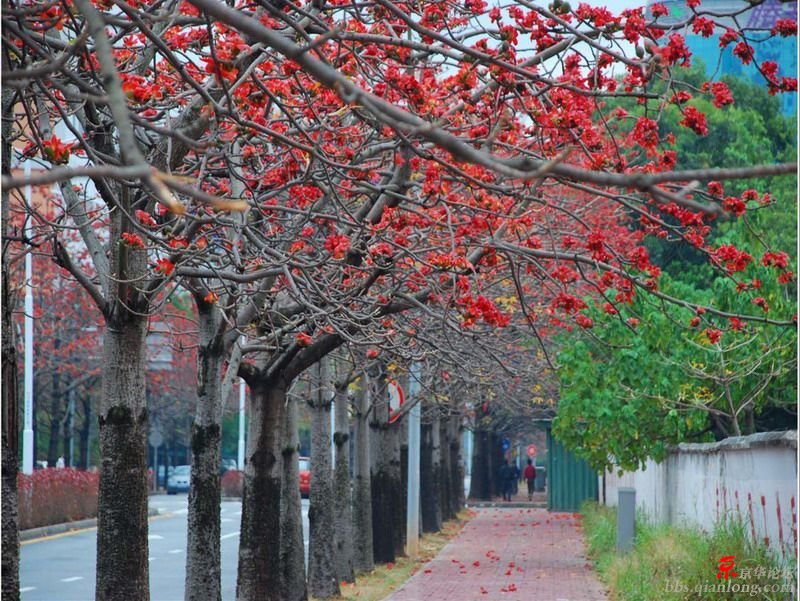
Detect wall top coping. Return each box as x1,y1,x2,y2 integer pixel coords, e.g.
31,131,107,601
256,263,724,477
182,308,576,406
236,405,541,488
670,430,797,454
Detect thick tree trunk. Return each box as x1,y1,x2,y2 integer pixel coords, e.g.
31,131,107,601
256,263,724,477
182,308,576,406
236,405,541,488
437,418,452,520
308,359,339,599
448,418,464,517
352,381,373,573
280,391,307,601
95,316,150,601
369,365,404,563
420,407,441,533
468,430,491,500
2,79,20,599
369,366,394,564
2,233,20,601
185,301,224,601
236,382,285,601
332,382,354,583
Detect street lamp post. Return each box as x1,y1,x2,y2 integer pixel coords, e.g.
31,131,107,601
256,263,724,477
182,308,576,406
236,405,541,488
237,377,246,471
406,361,422,557
22,163,34,475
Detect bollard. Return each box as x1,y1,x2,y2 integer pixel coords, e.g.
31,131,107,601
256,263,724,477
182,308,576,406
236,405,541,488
617,487,636,553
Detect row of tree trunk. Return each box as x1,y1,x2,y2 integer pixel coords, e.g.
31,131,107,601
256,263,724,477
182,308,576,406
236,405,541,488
232,359,466,601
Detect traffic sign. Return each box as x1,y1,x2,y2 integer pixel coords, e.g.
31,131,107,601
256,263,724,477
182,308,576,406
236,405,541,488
527,444,537,458
149,428,163,448
388,381,405,423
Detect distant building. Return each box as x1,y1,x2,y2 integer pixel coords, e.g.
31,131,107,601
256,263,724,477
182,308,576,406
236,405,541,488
648,0,798,115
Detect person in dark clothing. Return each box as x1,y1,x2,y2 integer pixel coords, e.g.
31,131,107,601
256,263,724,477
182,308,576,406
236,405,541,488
499,459,514,501
524,458,537,501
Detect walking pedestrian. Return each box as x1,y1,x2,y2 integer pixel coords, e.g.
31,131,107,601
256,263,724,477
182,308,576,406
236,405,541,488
499,459,514,501
524,458,536,501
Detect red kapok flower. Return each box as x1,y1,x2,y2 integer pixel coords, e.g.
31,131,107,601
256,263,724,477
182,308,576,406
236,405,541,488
155,258,174,275
710,82,734,108
121,232,145,249
680,106,708,135
42,135,71,164
135,210,157,227
771,19,797,37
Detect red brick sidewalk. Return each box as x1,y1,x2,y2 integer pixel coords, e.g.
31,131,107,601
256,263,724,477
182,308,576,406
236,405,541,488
384,507,607,601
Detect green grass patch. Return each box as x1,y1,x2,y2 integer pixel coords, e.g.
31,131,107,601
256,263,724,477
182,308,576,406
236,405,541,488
581,502,796,600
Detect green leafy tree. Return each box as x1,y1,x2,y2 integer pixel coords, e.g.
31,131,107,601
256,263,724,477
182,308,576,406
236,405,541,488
553,270,795,473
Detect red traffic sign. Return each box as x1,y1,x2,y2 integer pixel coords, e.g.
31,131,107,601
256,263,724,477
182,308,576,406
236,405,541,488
527,444,537,458
388,381,405,423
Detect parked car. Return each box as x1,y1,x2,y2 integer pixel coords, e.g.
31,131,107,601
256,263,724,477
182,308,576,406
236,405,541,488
167,465,191,494
299,457,310,498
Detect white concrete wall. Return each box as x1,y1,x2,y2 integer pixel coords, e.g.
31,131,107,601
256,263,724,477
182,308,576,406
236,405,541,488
602,431,797,558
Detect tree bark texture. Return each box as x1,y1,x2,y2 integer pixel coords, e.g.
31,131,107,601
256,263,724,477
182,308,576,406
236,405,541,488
236,382,285,601
468,430,491,501
351,381,373,573
437,418,451,520
332,382,354,583
280,390,306,601
369,365,403,563
420,405,441,533
185,301,224,601
308,359,340,599
449,418,465,516
2,208,20,601
95,315,150,601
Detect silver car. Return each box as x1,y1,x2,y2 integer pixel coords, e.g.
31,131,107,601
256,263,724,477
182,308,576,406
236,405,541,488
167,465,191,494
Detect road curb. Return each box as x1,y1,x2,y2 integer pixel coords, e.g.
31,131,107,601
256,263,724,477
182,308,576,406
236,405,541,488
20,508,160,542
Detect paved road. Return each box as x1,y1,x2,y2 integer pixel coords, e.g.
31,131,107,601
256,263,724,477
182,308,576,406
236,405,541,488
20,495,310,601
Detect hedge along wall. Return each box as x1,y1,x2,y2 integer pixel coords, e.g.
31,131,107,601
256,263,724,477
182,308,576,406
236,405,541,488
602,431,797,559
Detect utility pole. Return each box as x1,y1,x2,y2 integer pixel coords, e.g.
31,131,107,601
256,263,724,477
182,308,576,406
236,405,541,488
22,163,34,475
405,361,422,557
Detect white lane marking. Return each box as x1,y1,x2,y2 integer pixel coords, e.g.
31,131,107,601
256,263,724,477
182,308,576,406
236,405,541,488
60,577,84,583
220,532,240,540
148,535,164,540
168,549,183,554
20,587,36,592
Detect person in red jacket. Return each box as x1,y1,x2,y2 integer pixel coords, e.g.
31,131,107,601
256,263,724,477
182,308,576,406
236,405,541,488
523,458,536,501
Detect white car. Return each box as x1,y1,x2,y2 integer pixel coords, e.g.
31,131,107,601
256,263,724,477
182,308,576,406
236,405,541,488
167,465,191,494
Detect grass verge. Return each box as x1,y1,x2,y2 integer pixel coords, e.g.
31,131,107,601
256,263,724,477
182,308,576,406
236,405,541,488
318,509,474,601
581,502,796,600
